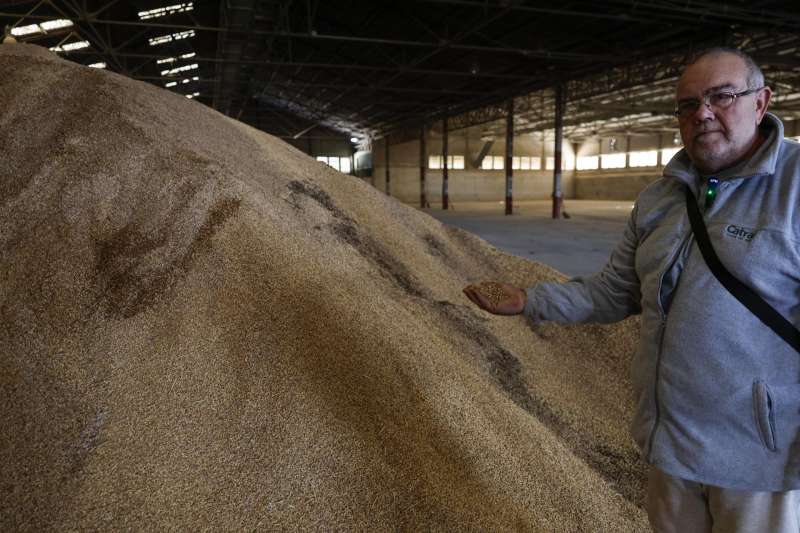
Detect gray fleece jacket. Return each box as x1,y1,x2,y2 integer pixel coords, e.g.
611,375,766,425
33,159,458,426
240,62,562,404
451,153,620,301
524,113,800,491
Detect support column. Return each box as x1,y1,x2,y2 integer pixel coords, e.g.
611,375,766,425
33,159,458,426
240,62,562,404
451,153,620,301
625,135,631,168
657,133,663,167
505,98,514,215
385,137,391,196
442,117,449,210
552,84,565,219
420,126,427,208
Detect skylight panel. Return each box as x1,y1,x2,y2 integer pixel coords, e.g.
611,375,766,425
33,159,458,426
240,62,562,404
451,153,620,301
10,24,40,36
165,76,199,88
159,53,194,64
160,63,198,76
148,30,194,46
49,40,90,52
11,19,73,36
138,3,194,20
88,62,107,69
40,19,74,31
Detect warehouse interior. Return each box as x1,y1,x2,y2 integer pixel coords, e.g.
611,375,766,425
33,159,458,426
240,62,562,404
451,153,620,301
5,1,800,208
3,1,800,530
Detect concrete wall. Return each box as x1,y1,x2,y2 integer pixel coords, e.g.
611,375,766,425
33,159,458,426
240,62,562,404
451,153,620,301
373,167,575,204
575,171,661,200
372,128,576,204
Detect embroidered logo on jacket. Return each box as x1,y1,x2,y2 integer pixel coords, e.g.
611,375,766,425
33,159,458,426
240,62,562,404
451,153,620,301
725,224,755,242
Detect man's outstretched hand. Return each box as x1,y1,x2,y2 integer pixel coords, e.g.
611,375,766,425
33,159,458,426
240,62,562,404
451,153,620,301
462,281,526,315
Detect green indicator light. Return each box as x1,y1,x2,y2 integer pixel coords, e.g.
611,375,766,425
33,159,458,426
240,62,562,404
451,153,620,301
705,177,720,208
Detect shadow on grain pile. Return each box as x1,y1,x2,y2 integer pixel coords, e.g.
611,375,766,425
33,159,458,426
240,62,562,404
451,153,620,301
0,43,648,531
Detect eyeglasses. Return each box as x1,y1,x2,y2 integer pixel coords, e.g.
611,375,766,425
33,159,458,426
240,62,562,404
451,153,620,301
674,87,763,119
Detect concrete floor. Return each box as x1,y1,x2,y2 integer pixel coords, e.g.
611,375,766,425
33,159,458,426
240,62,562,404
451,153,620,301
419,199,634,277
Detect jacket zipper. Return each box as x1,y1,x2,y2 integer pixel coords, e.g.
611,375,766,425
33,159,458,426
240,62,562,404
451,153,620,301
645,224,694,460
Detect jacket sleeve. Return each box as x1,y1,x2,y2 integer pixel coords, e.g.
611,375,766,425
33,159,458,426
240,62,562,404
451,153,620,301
523,204,642,324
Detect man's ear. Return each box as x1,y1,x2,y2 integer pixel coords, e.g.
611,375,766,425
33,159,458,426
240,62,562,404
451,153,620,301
756,86,772,125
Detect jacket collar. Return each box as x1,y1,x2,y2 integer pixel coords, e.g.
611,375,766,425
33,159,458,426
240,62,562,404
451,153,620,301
663,112,784,189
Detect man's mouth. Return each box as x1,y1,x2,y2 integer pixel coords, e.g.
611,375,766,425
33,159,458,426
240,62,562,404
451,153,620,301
695,131,722,140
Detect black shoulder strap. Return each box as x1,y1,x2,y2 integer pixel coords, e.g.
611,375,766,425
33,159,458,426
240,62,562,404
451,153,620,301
685,186,800,353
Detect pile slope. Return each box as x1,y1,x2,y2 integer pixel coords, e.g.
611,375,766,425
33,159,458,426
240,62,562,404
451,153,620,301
0,44,647,531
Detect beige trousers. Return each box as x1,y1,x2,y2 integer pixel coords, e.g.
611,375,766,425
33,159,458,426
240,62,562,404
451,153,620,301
647,466,800,533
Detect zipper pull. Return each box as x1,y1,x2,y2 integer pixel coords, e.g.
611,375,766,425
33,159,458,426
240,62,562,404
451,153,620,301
705,177,719,209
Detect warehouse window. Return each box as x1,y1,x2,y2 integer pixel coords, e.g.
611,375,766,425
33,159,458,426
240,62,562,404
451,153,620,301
481,156,504,170
530,157,541,170
512,156,538,170
576,156,599,170
316,156,352,173
629,150,658,167
429,155,465,169
660,147,681,164
600,153,626,169
544,156,574,171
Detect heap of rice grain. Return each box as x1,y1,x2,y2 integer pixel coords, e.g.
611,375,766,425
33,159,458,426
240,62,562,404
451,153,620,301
0,43,647,531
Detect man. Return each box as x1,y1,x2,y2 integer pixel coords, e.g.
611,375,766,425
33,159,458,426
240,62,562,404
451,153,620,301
464,48,800,532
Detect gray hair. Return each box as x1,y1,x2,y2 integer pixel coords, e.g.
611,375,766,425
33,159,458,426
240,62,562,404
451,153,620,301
686,46,765,89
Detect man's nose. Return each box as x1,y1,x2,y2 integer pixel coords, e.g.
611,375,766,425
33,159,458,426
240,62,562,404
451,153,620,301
692,101,715,122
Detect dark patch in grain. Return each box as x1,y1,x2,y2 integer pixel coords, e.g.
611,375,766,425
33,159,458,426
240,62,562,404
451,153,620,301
94,224,171,317
432,299,646,507
423,234,447,257
288,180,425,298
287,180,349,220
190,197,241,256
94,196,240,318
587,444,647,508
332,221,425,298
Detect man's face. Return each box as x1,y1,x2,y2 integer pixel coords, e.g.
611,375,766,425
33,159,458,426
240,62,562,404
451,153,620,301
676,53,771,174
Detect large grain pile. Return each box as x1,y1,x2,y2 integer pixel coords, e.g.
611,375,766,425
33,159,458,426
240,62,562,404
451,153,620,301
0,43,647,531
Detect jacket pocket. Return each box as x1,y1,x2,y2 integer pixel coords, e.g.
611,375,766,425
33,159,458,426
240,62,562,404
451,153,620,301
752,380,777,452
